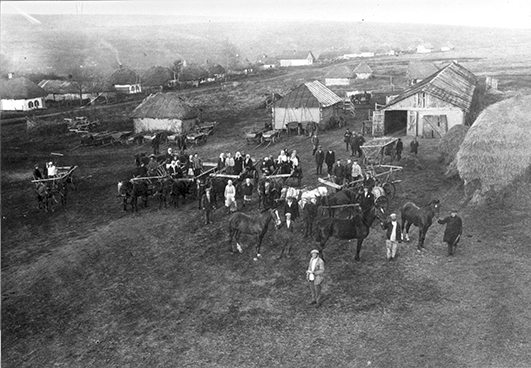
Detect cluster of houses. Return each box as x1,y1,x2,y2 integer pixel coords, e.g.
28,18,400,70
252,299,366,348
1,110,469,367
1,50,478,143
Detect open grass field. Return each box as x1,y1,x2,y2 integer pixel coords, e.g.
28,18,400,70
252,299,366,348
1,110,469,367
2,51,531,367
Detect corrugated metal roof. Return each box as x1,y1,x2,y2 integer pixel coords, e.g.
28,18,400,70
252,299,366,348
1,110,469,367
274,81,342,108
0,77,47,99
384,62,477,112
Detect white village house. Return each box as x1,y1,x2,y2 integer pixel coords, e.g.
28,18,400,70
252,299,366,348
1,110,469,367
277,50,315,67
272,81,342,130
38,79,98,102
107,65,142,95
373,61,477,138
324,65,353,86
130,92,201,134
0,73,47,111
352,63,373,79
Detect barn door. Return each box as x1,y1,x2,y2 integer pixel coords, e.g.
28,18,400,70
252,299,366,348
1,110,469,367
407,110,418,136
422,115,448,138
372,110,384,137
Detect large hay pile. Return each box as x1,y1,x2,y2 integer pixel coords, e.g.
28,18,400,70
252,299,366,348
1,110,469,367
438,124,469,164
456,94,531,204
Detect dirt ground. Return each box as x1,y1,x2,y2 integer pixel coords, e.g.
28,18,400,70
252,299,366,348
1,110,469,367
3,62,531,367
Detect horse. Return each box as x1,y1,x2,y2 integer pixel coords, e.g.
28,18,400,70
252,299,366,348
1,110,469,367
257,178,282,210
168,178,193,207
228,208,281,260
117,180,150,212
319,187,359,217
272,219,297,259
400,199,440,251
315,204,385,262
35,182,51,212
49,180,68,210
302,201,319,238
153,178,172,209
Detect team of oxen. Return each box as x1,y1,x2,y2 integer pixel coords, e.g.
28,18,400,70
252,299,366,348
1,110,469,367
117,153,440,262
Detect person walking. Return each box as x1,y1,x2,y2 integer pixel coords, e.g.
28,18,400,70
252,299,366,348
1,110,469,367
396,138,403,161
381,213,403,261
311,134,320,156
315,146,325,175
438,209,463,256
410,137,419,155
325,149,336,177
201,187,214,224
343,128,352,151
306,249,325,307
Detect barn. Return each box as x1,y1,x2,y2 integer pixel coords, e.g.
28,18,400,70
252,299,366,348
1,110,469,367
130,92,201,134
272,81,342,130
352,63,373,79
277,50,315,67
324,65,353,86
406,62,439,85
374,62,477,138
0,73,47,111
107,65,142,95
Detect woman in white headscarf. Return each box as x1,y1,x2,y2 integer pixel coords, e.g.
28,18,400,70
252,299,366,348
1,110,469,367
224,179,237,213
277,150,289,174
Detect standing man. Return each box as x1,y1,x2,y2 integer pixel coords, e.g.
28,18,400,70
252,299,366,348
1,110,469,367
201,187,214,224
306,249,325,307
351,160,363,182
311,134,320,156
410,137,419,155
438,209,463,256
33,164,43,181
343,128,352,151
192,153,203,177
381,213,403,261
396,138,403,161
358,185,375,212
315,145,325,175
356,133,365,158
332,159,344,185
344,159,353,185
284,197,300,221
224,179,237,214
350,132,359,157
242,178,254,207
324,148,336,177
151,133,160,155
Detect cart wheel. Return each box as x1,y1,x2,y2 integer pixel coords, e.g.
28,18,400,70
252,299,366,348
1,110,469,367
383,182,396,199
376,196,389,212
260,136,264,143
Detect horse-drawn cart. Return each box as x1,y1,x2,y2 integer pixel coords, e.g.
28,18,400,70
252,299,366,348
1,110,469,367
245,129,266,145
186,132,208,146
361,136,398,165
262,130,281,148
32,166,78,211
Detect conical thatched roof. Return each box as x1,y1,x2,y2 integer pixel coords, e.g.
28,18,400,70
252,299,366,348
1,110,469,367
0,76,47,99
353,62,373,74
457,94,531,194
107,66,139,85
325,65,353,78
130,92,199,120
141,66,173,87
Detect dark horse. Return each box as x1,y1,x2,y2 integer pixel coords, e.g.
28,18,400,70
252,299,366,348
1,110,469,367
257,178,282,210
228,208,281,260
400,199,440,251
315,204,384,261
117,180,150,212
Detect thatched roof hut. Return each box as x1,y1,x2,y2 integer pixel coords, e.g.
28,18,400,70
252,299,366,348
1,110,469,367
130,92,200,134
456,94,531,201
141,66,173,87
438,124,469,164
107,66,139,86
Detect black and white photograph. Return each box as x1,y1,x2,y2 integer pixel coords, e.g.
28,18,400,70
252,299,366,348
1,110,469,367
2,0,531,366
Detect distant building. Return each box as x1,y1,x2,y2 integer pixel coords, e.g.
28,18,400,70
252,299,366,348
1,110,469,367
141,66,174,93
0,73,47,111
416,43,434,54
258,56,279,70
272,80,342,129
406,62,439,85
277,50,315,67
353,63,373,79
375,62,477,138
324,65,353,86
107,65,142,95
38,79,98,102
130,92,201,134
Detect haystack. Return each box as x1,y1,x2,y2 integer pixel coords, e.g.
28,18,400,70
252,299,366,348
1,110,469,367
456,94,531,202
438,124,469,164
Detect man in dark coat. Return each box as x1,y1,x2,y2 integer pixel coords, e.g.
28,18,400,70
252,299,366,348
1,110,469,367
201,188,214,224
438,209,463,256
381,213,403,261
283,197,300,221
311,134,320,156
343,128,352,151
395,138,403,161
324,149,335,176
358,186,375,211
151,133,161,155
33,164,43,181
315,146,325,175
410,137,419,155
356,134,365,158
332,159,344,185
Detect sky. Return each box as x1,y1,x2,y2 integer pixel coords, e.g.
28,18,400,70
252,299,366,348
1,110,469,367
1,0,530,29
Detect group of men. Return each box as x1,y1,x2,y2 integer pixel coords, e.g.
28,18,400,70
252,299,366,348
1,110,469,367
313,145,368,186
32,161,57,181
217,151,256,176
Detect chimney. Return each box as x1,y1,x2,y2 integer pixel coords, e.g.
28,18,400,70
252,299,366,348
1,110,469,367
119,64,123,69
8,72,14,79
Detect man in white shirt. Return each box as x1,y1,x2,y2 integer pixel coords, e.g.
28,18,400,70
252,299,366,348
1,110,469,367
381,213,403,261
306,249,325,307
